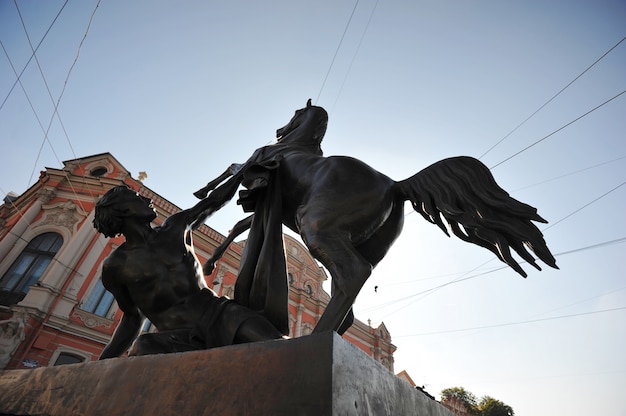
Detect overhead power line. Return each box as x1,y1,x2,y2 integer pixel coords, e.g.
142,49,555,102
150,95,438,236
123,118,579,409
316,0,360,104
0,0,69,112
380,236,626,290
490,89,626,169
361,236,626,315
26,0,102,218
511,155,626,192
330,0,379,114
14,0,76,161
394,306,626,338
28,0,102,185
479,35,626,160
542,181,626,232
0,39,63,167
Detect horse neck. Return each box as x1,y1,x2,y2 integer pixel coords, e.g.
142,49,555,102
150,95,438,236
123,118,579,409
281,128,313,144
281,126,320,146
284,113,325,143
276,139,323,156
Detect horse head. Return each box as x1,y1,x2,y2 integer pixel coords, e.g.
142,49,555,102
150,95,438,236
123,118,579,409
276,99,328,146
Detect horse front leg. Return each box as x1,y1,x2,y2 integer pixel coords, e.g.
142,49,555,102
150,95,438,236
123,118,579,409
194,163,244,199
203,215,253,275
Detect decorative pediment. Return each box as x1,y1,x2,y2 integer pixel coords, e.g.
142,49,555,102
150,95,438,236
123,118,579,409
62,153,130,181
375,322,391,341
36,200,87,232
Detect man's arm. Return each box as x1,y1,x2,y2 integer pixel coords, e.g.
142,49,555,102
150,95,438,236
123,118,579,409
163,171,245,233
193,163,244,199
187,172,244,229
99,268,144,360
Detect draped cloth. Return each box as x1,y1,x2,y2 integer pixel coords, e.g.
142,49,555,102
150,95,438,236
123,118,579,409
234,158,289,335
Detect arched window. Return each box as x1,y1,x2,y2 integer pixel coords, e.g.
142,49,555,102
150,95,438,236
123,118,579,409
0,232,63,305
53,352,85,366
82,278,115,317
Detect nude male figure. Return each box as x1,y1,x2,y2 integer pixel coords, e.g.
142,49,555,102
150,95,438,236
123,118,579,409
93,185,283,359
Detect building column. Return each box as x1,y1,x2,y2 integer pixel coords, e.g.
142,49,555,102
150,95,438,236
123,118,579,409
295,304,304,337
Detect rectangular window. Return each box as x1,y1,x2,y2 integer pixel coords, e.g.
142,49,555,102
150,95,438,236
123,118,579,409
82,278,115,317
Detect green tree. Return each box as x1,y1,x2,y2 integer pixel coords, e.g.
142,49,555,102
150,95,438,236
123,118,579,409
440,388,515,416
441,387,479,415
478,396,514,416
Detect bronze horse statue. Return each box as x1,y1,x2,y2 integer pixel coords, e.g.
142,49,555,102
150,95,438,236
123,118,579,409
195,99,558,335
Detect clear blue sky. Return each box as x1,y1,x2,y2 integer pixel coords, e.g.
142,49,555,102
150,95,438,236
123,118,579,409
1,1,625,415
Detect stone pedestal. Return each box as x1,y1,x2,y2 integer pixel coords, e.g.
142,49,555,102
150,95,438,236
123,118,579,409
0,332,454,416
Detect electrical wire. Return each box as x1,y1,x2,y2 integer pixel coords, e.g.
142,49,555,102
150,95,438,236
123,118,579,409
3,2,99,214
372,236,626,293
511,155,626,193
528,285,626,319
364,233,626,318
315,0,360,104
330,0,379,114
15,0,102,221
27,0,101,187
14,0,76,162
0,39,64,177
394,306,626,338
490,89,626,169
542,181,625,232
0,0,69,112
479,35,626,160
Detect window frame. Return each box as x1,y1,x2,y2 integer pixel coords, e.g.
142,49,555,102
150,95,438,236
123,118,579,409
0,232,63,300
50,349,88,366
81,277,115,318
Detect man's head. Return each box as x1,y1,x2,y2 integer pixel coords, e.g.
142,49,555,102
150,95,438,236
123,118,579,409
93,186,156,237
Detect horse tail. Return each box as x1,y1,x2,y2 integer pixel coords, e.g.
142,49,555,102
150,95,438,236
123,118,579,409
395,156,558,276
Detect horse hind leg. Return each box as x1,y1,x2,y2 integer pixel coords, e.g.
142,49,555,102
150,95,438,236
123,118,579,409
302,230,373,334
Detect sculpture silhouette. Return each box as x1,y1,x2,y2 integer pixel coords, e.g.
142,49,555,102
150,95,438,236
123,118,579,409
195,99,558,335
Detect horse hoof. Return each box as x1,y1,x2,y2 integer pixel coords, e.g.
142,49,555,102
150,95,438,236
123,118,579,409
203,261,216,275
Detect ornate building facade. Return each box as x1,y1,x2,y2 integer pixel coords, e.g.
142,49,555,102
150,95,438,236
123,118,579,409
0,153,395,372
